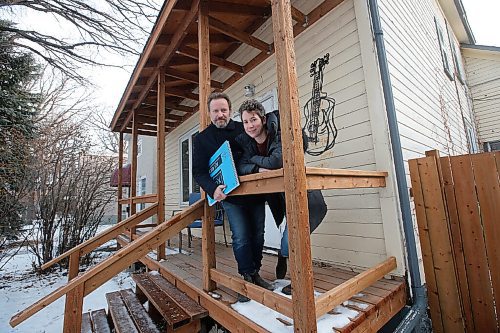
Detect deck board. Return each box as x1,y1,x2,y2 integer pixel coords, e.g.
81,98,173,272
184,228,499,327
145,236,406,332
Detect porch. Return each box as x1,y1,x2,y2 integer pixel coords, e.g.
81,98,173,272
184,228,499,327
124,234,407,333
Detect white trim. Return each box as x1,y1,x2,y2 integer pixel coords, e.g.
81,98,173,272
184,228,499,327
178,125,200,206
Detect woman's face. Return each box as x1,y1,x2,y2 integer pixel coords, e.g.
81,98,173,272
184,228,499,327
242,110,266,140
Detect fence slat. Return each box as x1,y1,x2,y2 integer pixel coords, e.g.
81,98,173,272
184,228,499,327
409,158,444,333
470,153,500,327
439,156,475,332
450,155,497,332
416,157,463,332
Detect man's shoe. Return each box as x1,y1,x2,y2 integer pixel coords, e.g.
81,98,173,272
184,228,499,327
237,274,253,302
276,253,287,279
252,273,274,290
281,283,292,296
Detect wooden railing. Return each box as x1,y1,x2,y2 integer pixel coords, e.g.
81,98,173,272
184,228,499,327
11,200,202,332
41,203,159,271
118,193,158,205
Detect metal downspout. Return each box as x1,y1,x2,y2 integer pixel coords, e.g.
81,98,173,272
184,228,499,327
367,0,430,331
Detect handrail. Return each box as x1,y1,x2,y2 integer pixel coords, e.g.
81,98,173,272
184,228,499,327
232,167,388,195
41,203,159,271
118,193,158,205
10,199,204,328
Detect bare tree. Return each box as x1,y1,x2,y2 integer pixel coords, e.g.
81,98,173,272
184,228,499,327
0,0,160,82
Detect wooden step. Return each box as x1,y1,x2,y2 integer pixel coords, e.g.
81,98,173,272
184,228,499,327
132,272,208,331
81,309,111,333
106,289,160,333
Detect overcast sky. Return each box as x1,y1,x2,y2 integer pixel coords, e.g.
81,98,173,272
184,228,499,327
4,1,498,122
462,0,500,47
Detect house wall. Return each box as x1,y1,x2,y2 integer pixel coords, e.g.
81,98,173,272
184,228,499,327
376,0,477,276
164,0,409,274
377,0,474,161
463,48,500,146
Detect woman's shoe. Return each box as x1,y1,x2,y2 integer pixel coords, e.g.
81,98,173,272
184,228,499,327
276,253,287,279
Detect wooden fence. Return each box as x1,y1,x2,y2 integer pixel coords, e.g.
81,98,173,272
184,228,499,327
409,150,500,333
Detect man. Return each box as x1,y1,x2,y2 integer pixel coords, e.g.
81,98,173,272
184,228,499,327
192,92,273,302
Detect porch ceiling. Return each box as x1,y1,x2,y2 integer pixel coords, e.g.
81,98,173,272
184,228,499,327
110,0,342,135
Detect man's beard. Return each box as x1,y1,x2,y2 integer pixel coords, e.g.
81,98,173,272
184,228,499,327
214,118,229,128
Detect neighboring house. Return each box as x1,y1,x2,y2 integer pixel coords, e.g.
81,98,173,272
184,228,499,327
462,44,500,152
125,134,157,223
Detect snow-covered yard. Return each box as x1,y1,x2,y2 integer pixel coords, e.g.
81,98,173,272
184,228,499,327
0,246,135,333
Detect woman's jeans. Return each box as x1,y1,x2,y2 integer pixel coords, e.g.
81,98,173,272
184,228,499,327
222,200,266,275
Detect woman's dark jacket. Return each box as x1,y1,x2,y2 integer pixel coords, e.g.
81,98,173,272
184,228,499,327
236,112,327,230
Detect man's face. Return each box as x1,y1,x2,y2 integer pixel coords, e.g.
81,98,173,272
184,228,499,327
209,98,231,128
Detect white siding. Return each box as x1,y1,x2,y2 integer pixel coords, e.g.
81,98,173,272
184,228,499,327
464,50,500,144
378,0,474,159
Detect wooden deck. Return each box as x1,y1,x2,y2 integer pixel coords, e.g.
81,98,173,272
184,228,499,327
136,235,407,333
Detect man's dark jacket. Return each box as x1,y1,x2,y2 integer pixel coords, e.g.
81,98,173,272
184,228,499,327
236,112,327,230
193,119,260,205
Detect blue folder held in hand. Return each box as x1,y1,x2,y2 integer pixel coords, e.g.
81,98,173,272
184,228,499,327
207,141,240,206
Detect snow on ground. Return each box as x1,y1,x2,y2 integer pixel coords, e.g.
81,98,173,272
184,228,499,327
232,279,365,332
0,247,134,333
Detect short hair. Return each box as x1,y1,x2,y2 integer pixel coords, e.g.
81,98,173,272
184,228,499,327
238,99,266,119
207,92,231,111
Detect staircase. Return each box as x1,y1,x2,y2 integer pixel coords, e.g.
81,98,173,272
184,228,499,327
81,272,208,333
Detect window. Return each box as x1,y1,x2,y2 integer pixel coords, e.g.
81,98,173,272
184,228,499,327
452,43,466,84
137,138,143,157
465,121,479,154
435,18,453,80
179,127,200,204
484,140,500,152
139,176,146,210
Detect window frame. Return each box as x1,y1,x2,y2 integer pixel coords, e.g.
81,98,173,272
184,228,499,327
435,18,454,81
138,176,147,210
179,125,200,205
464,120,479,154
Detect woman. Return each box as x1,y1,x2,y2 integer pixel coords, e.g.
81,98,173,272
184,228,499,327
236,99,327,295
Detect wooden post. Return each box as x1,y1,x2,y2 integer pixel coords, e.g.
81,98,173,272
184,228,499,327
117,132,124,224
130,110,138,237
157,70,166,260
270,0,317,331
63,252,84,333
198,0,216,291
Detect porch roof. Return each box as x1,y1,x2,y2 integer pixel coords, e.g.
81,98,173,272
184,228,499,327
109,0,341,135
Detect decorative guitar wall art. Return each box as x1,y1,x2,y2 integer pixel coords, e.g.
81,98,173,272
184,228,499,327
303,53,337,156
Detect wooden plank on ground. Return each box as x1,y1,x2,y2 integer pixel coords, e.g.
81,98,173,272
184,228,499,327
438,156,474,333
132,274,190,328
119,289,158,333
470,153,500,324
147,273,208,320
106,290,139,333
417,156,464,332
450,155,496,332
90,309,111,333
81,312,92,333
